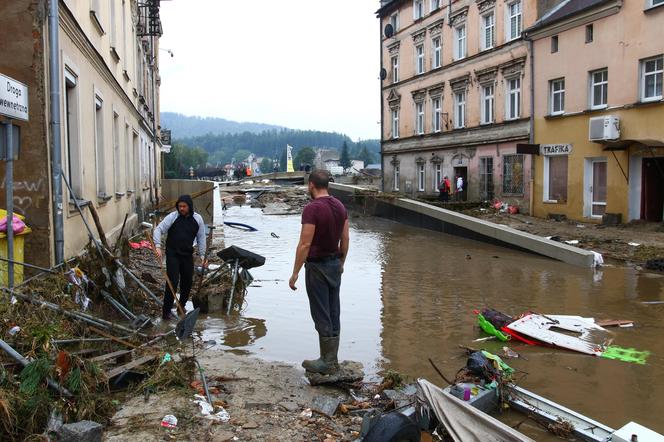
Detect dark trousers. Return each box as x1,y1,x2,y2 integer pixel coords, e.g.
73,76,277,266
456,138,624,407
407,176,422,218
305,258,342,337
163,252,194,317
438,191,449,202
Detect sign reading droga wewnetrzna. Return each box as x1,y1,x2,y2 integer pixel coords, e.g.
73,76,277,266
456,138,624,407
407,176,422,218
0,73,29,121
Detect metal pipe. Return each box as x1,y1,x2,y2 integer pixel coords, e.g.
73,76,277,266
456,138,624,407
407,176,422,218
528,38,536,216
226,259,239,315
0,255,59,274
53,336,130,345
0,338,73,397
103,247,163,306
5,121,14,288
49,0,64,265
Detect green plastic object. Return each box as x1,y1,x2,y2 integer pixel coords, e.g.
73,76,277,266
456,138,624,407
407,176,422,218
478,313,510,342
601,346,650,365
481,350,515,375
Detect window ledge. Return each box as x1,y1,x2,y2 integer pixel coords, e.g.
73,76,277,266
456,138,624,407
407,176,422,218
90,11,105,35
543,200,563,204
115,192,126,198
97,194,112,203
110,47,120,62
644,3,664,13
123,70,130,81
69,198,91,208
545,112,566,119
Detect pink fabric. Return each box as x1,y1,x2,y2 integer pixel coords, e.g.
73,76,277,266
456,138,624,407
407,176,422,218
0,215,26,234
129,240,152,249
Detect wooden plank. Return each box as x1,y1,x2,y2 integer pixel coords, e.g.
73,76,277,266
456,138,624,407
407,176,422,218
105,355,157,379
90,349,133,363
89,326,137,349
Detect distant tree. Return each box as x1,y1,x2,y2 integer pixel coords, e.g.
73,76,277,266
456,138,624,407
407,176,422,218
164,142,209,178
279,147,287,172
339,141,351,172
259,157,273,174
294,147,316,170
358,145,374,166
233,149,252,163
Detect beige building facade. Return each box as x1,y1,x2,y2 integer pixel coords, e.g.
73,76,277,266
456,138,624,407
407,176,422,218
526,0,664,223
378,0,555,210
0,0,164,269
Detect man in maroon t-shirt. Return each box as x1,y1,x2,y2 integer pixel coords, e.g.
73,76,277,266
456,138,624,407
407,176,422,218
289,170,349,375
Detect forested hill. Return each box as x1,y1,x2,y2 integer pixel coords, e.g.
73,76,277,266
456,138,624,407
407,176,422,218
161,112,284,137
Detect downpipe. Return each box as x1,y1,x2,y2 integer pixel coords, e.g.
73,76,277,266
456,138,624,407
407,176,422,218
49,0,64,264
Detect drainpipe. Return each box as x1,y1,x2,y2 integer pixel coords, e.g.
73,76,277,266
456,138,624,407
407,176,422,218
49,0,64,264
528,38,535,216
379,14,385,191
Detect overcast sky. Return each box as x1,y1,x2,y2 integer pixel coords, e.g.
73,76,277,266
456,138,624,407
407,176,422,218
158,0,381,141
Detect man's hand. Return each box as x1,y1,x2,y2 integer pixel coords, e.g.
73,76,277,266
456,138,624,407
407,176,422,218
199,257,209,269
155,247,162,260
289,273,298,291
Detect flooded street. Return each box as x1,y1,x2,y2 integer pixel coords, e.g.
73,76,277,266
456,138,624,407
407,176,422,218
205,204,664,434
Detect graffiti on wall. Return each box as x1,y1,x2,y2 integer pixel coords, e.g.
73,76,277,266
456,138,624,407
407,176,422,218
0,177,46,215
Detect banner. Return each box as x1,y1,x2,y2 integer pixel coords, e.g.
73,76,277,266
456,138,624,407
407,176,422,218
286,144,294,173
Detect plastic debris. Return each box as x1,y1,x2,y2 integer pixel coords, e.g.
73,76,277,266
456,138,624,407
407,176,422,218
300,408,313,418
7,325,20,336
502,347,520,359
591,251,604,267
161,353,172,364
601,346,650,365
129,240,152,249
64,267,92,311
477,313,510,342
564,240,579,245
193,395,230,422
160,415,178,429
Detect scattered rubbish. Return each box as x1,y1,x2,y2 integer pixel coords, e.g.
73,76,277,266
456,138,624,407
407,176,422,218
628,242,641,247
601,346,650,365
161,353,172,364
596,319,635,327
64,267,92,311
160,414,178,429
592,251,604,267
300,408,313,418
270,232,280,238
477,312,510,342
472,336,496,343
564,239,579,245
502,346,520,359
576,224,586,228
193,395,231,422
7,325,20,336
0,214,27,234
128,240,152,249
645,258,664,272
223,221,258,231
641,301,664,305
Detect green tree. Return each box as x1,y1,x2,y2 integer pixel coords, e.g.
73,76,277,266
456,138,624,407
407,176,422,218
233,149,252,163
259,157,273,174
339,141,351,172
358,145,374,166
279,147,287,172
294,147,316,170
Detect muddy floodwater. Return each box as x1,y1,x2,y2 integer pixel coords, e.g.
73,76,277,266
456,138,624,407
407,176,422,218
204,204,664,435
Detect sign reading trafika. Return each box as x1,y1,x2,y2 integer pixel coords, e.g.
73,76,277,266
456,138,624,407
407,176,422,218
540,144,572,156
0,73,29,122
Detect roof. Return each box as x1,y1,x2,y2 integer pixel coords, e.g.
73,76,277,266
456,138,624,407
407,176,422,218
375,0,407,17
527,0,613,32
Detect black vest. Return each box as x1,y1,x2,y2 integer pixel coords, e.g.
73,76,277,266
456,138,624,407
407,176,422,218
165,215,199,256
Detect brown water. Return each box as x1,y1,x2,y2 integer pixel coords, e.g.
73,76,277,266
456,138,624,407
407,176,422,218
203,204,664,436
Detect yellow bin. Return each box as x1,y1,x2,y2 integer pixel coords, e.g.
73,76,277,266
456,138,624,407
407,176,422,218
0,209,32,286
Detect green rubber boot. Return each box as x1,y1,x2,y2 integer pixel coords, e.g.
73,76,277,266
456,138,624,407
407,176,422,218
302,335,340,375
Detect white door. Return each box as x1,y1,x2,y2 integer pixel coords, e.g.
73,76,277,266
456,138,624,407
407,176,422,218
585,158,607,218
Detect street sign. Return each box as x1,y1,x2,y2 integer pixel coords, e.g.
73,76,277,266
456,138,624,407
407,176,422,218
0,73,29,121
540,144,573,156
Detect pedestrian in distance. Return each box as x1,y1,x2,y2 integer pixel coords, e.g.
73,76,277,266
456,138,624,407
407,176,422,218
289,170,350,375
455,174,464,202
439,175,451,202
153,195,208,320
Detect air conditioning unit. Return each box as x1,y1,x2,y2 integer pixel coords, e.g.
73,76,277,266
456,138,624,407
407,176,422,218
589,116,620,141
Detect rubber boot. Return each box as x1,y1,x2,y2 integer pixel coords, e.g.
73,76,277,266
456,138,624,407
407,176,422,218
302,336,340,375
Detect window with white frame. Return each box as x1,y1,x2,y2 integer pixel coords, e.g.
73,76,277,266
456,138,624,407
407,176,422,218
432,37,442,69
434,163,442,191
394,164,400,190
454,91,465,128
418,163,425,191
392,109,400,139
415,102,425,135
481,12,495,51
113,111,121,195
64,68,83,198
506,77,521,120
416,44,425,74
649,0,664,7
590,68,608,109
94,94,107,198
124,122,131,192
431,0,440,11
641,55,663,102
454,25,466,60
506,1,522,41
550,78,565,115
390,12,399,32
544,155,568,202
391,55,399,83
481,84,494,124
432,97,442,132
414,0,424,20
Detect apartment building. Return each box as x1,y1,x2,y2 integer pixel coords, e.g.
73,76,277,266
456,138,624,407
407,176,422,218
378,0,551,210
526,0,664,223
0,0,164,269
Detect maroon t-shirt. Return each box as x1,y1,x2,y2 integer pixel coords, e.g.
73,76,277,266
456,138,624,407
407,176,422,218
301,196,348,259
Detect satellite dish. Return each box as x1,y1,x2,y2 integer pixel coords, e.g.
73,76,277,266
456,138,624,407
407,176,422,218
384,23,394,38
380,68,387,80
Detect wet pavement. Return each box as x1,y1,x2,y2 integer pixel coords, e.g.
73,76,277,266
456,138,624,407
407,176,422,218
204,204,664,435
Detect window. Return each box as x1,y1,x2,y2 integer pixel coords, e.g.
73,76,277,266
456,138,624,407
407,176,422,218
432,37,442,69
502,154,524,194
479,157,494,200
431,0,440,11
124,123,131,191
109,0,117,51
94,95,107,198
113,111,121,195
121,0,127,70
415,102,425,135
454,25,466,60
507,1,522,41
481,84,494,124
551,35,558,53
506,77,521,120
394,165,400,191
454,91,465,128
590,69,608,109
641,55,663,102
64,68,82,197
550,78,565,115
414,0,424,20
392,109,400,138
390,13,399,32
481,12,495,50
391,55,399,83
432,97,442,132
649,0,664,7
585,24,593,43
434,163,442,191
418,164,425,191
131,131,139,192
544,156,568,202
416,44,425,74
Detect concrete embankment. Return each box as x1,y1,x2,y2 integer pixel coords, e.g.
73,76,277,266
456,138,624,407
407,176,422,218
330,183,596,267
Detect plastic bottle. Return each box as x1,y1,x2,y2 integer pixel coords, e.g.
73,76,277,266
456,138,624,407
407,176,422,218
463,387,471,401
